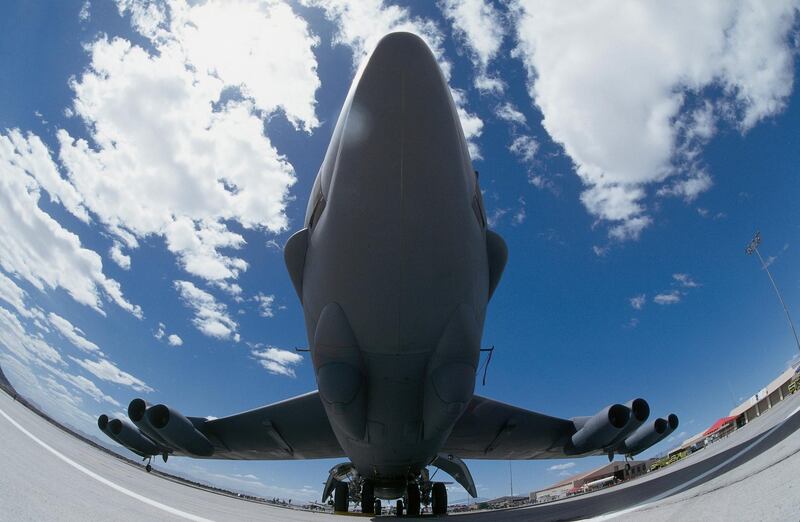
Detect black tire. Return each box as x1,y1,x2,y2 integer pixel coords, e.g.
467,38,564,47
334,482,349,512
374,499,382,515
145,464,152,473
396,499,404,517
361,480,375,514
406,483,421,517
432,482,447,515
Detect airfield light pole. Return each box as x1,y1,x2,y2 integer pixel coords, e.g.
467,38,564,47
745,231,800,354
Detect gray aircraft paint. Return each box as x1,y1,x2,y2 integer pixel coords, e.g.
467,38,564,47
99,31,678,505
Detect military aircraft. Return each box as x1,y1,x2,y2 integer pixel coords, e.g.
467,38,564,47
98,32,678,516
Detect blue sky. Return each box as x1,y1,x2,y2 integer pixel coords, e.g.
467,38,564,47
1,0,799,502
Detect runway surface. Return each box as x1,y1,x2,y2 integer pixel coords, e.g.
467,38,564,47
2,388,800,521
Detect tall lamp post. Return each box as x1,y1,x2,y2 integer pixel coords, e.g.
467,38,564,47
745,231,800,353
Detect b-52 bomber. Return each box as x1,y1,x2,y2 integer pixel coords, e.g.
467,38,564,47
99,32,678,516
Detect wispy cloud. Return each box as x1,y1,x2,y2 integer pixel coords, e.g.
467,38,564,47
629,294,646,310
653,290,681,305
548,462,576,472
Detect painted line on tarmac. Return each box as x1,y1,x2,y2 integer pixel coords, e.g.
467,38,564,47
586,404,800,521
0,407,214,522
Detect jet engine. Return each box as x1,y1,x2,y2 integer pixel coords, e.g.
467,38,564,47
146,404,214,457
618,413,679,456
108,417,159,456
98,414,120,444
568,403,630,454
603,398,650,451
127,398,170,446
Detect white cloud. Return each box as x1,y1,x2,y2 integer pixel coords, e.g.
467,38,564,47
629,294,646,310
56,0,320,286
495,102,527,125
673,273,699,288
46,364,121,407
0,306,63,365
174,280,238,340
508,134,538,163
548,462,575,471
0,130,141,318
511,1,800,239
109,242,131,270
70,356,153,393
154,322,165,340
653,290,681,305
254,293,275,318
167,334,183,346
251,347,303,377
0,271,33,319
305,0,485,159
47,312,102,354
439,0,506,93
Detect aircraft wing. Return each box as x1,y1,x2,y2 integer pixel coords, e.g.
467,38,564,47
441,395,576,459
199,391,344,460
442,395,678,460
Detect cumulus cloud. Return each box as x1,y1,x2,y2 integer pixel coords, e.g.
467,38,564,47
653,290,681,305
70,356,153,393
439,0,506,93
47,312,102,354
0,271,34,319
46,364,121,407
167,334,183,346
109,242,131,270
511,1,800,239
629,294,646,310
0,130,141,317
251,346,303,377
509,135,539,164
52,0,321,288
305,0,485,159
174,280,238,340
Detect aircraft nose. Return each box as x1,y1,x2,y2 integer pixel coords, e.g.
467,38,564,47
327,32,474,217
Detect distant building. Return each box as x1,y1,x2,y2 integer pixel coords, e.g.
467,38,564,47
531,460,651,503
730,364,800,426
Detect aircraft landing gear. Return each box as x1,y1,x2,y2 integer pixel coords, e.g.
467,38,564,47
143,456,153,473
396,499,404,517
334,482,349,512
406,482,421,516
361,479,375,514
374,499,382,515
431,482,447,515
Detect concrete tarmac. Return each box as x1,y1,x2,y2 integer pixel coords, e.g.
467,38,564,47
2,388,800,521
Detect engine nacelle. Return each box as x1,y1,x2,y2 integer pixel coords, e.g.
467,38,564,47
147,404,214,457
603,398,650,450
128,398,170,447
98,414,121,444
568,403,630,454
108,417,159,456
619,413,679,455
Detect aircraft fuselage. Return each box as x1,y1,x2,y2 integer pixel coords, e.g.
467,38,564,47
286,32,503,498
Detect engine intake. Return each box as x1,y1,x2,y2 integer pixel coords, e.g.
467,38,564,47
568,403,630,454
147,404,214,457
98,414,120,443
108,417,159,456
128,398,170,447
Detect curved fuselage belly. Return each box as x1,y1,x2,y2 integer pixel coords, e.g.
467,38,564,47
299,33,489,490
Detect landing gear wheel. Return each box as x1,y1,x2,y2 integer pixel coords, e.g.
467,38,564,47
334,482,349,513
396,499,404,517
374,499,382,515
361,480,375,514
432,482,447,515
406,483,421,517
145,464,152,473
